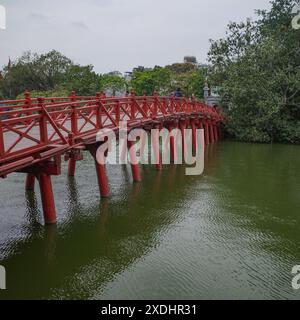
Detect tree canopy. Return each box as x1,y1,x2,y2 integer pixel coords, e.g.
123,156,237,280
208,0,300,143
0,51,206,100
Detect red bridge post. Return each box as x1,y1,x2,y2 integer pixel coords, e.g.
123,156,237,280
152,124,162,170
67,133,76,177
25,173,36,191
68,93,78,177
204,120,210,145
95,161,110,198
179,119,187,159
89,145,110,198
0,121,5,158
191,118,197,155
39,173,57,224
127,140,141,182
38,97,48,144
169,121,178,163
68,158,76,177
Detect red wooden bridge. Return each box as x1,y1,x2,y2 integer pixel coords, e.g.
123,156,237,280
0,92,224,225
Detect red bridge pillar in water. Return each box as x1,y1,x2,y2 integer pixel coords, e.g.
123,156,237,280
197,120,205,152
179,119,187,159
25,173,36,191
68,158,76,177
168,120,179,163
89,145,110,198
204,121,210,145
214,123,219,142
95,162,110,198
127,140,141,182
39,173,57,224
191,118,197,155
67,133,76,177
152,123,162,170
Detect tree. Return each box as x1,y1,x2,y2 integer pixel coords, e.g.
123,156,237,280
208,0,300,143
100,74,126,96
131,66,171,95
1,50,72,98
0,51,105,98
63,64,100,96
166,63,197,74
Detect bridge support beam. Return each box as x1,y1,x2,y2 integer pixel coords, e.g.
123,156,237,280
197,121,204,131
68,158,76,177
39,173,57,224
169,127,176,163
95,161,110,198
25,173,36,191
191,119,197,156
88,145,110,198
204,121,210,145
197,121,205,153
179,120,187,160
214,124,219,142
127,140,141,182
152,124,162,170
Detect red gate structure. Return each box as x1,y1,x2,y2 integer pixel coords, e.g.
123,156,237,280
0,91,224,224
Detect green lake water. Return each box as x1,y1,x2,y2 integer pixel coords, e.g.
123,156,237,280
0,141,300,299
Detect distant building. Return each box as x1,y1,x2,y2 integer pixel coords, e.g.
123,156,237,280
184,56,198,64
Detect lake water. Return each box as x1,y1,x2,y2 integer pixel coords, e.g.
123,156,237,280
0,141,300,300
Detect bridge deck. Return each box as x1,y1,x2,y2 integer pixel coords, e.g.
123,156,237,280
0,95,223,177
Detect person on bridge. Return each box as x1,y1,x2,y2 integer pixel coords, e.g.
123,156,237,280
174,88,183,98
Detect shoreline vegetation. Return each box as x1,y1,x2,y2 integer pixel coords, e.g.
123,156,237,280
0,0,299,144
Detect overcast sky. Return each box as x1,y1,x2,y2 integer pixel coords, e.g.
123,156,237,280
0,0,271,73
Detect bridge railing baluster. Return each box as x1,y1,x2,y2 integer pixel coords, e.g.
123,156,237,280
38,97,49,144
0,120,5,158
70,92,78,135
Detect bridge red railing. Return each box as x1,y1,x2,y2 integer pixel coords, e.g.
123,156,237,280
0,93,223,176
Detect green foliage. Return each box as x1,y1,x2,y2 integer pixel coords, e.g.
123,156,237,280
166,63,197,74
131,65,206,98
170,69,206,99
16,88,70,100
1,50,72,98
100,74,126,96
63,65,100,96
0,50,206,101
208,0,300,144
131,66,171,95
